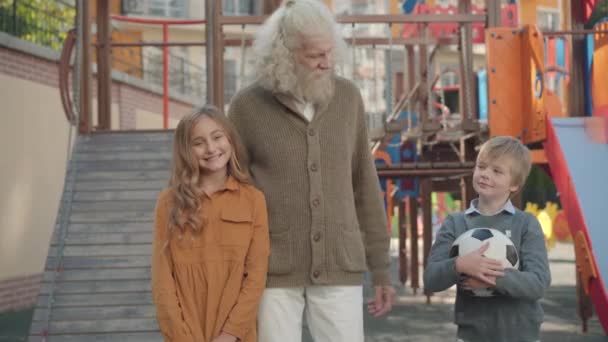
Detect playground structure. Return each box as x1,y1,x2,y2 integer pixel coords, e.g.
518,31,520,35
33,0,608,339
367,0,608,335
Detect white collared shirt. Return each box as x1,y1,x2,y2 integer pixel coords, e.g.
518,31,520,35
465,198,516,216
292,96,315,122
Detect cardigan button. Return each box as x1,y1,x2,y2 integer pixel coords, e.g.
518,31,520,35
310,163,318,172
308,128,316,136
313,232,321,242
313,270,321,278
312,198,320,207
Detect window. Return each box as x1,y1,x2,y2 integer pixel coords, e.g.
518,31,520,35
142,46,204,98
122,0,188,18
223,0,255,15
537,8,560,31
439,65,459,88
142,47,163,88
169,47,189,95
351,2,372,14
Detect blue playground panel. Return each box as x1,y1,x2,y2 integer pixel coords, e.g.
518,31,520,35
551,118,608,327
585,33,594,116
477,70,488,122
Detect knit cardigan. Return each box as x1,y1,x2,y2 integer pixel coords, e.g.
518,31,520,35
228,76,390,287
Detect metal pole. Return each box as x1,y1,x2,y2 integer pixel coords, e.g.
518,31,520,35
96,0,112,130
405,45,415,131
220,14,487,25
485,0,501,28
163,24,169,129
421,177,433,302
408,196,419,293
398,198,408,285
420,24,429,130
459,0,476,130
569,1,589,116
205,0,223,107
80,0,92,134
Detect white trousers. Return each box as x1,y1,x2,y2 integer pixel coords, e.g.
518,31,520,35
257,286,364,342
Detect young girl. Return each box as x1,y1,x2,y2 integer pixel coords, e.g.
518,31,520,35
152,106,270,342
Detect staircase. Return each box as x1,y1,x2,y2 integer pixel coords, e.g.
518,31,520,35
29,131,173,341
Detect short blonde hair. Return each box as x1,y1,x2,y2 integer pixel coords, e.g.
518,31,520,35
477,136,532,191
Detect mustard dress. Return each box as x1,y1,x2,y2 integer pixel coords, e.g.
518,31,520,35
151,178,269,342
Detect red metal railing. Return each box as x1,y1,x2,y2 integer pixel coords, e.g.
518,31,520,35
110,15,206,129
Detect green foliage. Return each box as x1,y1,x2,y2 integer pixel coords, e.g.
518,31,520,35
586,1,608,29
0,0,75,51
522,165,560,208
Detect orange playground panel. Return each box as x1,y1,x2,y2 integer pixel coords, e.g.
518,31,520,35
486,25,546,144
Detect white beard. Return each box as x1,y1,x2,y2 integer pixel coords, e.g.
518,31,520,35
294,66,335,107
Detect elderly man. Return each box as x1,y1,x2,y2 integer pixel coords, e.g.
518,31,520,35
228,1,395,341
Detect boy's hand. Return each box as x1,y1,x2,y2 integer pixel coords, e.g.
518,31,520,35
461,276,496,290
455,242,504,285
211,332,238,342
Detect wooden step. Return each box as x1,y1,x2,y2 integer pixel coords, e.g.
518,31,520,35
28,332,163,342
74,151,172,162
48,244,151,257
33,131,175,339
31,305,156,321
77,160,170,171
75,180,167,191
73,190,161,202
69,211,154,223
55,222,154,233
46,255,152,270
42,268,150,282
39,279,151,295
29,317,159,335
75,170,169,181
36,292,153,309
51,233,153,246
70,200,157,213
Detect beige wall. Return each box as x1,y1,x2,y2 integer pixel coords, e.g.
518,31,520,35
91,99,121,130
0,73,74,281
136,108,180,129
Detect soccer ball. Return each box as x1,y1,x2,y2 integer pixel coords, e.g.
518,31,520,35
449,228,519,297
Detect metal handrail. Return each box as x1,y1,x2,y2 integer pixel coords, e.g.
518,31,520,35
58,28,77,125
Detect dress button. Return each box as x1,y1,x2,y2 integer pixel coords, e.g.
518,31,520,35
310,163,318,172
313,232,321,242
313,270,320,278
308,128,316,136
312,198,320,207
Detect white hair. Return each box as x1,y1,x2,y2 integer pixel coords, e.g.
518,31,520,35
253,0,347,94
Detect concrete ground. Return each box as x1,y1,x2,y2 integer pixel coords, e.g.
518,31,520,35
303,241,607,341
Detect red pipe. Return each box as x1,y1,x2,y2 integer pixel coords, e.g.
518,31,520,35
111,15,209,129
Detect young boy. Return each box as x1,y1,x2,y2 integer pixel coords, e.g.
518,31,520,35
424,136,551,342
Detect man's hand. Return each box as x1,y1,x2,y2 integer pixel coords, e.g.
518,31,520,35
367,285,395,317
455,242,504,285
461,276,496,290
211,332,238,342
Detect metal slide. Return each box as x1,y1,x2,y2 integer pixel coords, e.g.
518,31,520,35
545,116,608,335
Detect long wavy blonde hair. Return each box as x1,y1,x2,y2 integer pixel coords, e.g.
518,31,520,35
167,105,250,238
253,0,347,94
